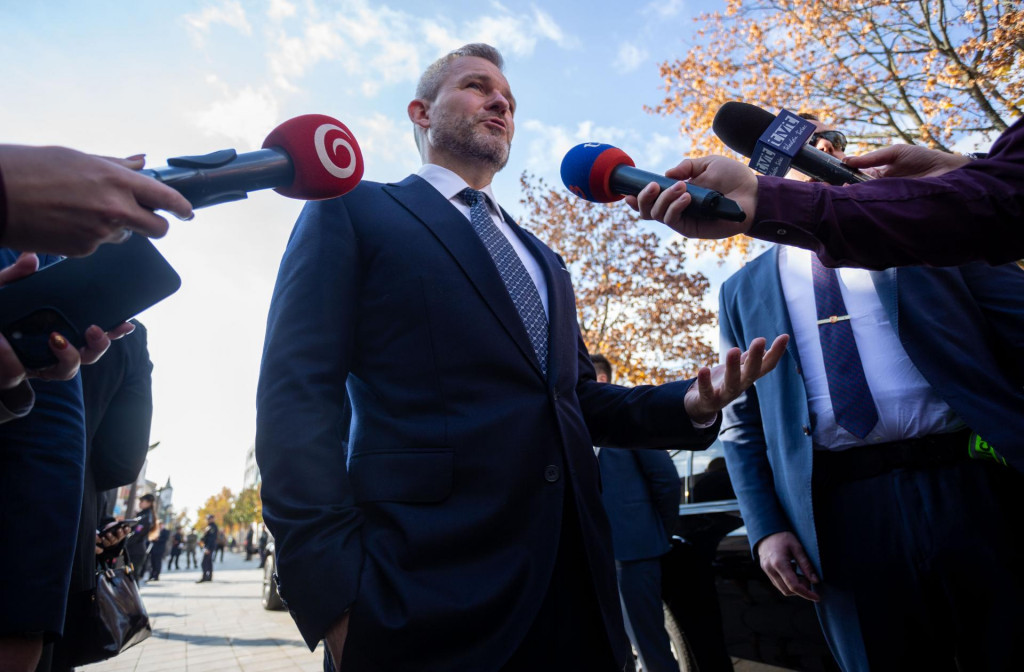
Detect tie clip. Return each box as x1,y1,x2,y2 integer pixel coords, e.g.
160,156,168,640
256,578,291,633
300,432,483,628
817,314,851,325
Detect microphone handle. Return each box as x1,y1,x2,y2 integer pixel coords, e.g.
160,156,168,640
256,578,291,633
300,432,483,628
795,146,872,185
140,148,294,209
610,165,745,222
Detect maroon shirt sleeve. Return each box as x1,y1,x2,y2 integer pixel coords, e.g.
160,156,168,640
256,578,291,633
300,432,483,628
749,116,1024,270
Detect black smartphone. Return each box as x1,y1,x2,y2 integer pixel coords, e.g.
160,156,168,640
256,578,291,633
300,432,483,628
0,235,181,368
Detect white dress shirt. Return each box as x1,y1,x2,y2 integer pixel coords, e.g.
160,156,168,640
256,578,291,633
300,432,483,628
417,164,549,317
778,246,962,449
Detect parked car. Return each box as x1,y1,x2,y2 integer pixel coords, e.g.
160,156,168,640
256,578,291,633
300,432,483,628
261,536,284,610
661,442,840,671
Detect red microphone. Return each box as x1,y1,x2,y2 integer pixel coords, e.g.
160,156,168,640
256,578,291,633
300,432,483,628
140,114,364,208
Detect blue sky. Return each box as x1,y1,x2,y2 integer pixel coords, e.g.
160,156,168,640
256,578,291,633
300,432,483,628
1,0,735,514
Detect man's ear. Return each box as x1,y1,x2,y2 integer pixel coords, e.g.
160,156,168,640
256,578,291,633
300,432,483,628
408,99,430,131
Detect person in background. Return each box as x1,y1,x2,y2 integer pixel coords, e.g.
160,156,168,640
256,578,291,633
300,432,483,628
125,494,155,584
184,527,199,570
593,354,682,672
168,526,183,571
717,114,1024,671
197,514,218,583
148,523,169,582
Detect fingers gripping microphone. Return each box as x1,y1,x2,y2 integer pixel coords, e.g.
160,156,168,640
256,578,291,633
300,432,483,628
560,143,746,222
140,114,364,208
712,102,870,185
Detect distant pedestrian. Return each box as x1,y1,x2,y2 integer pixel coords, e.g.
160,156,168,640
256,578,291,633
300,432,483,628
245,526,255,561
217,531,228,562
184,528,199,569
125,494,155,585
167,526,183,570
257,527,269,569
197,515,218,583
148,525,169,581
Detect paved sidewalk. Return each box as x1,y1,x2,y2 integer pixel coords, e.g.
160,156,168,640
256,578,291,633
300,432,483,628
83,551,323,672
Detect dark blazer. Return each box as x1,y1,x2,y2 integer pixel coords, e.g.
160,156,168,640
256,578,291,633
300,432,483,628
256,175,719,671
0,250,86,639
718,246,1024,573
599,448,680,562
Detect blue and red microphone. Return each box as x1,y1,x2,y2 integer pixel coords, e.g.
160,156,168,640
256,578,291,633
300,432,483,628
559,142,746,222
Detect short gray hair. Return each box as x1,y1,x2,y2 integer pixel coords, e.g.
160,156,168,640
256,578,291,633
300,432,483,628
416,43,504,103
412,44,505,154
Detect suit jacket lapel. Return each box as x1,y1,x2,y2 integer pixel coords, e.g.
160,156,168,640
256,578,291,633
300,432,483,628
383,175,545,379
747,246,802,370
870,268,900,338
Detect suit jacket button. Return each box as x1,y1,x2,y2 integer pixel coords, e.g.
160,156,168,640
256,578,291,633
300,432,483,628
802,425,811,436
553,390,559,401
544,465,560,482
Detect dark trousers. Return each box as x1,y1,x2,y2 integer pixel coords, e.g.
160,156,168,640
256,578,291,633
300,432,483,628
186,548,198,568
168,548,181,569
149,551,164,579
813,458,1024,672
201,550,214,581
617,557,676,672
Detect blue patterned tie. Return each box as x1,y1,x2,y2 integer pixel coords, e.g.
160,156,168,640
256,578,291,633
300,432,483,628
459,188,548,375
811,255,878,439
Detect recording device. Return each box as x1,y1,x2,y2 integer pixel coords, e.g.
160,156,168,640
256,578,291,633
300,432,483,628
560,143,746,222
0,235,181,368
98,516,143,536
712,102,871,185
139,114,365,208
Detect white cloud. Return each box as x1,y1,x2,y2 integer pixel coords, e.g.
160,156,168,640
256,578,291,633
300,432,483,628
643,0,686,18
614,42,649,73
267,0,297,21
262,0,578,93
192,83,281,149
184,0,252,45
349,112,421,178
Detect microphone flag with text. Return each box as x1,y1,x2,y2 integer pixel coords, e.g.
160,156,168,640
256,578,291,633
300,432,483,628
712,102,870,185
139,114,364,209
560,143,746,222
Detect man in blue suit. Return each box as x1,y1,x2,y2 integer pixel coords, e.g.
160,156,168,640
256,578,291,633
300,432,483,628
595,355,682,672
719,121,1024,672
256,43,786,672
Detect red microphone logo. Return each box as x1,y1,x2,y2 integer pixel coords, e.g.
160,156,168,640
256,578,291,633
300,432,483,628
264,114,364,200
313,123,360,180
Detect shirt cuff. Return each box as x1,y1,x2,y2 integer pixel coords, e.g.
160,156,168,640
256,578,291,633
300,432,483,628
0,380,35,424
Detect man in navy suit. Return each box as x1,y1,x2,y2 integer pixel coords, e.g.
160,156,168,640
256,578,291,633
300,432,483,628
594,355,682,672
256,43,786,672
718,113,1024,672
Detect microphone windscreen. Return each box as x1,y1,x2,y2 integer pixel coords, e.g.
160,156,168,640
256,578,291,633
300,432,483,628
560,143,634,203
712,102,777,158
263,114,364,200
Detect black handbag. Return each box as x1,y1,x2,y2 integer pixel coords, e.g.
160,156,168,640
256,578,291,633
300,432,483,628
68,550,152,666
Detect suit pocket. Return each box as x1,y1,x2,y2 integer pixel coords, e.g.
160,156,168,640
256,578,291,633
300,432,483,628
348,449,454,504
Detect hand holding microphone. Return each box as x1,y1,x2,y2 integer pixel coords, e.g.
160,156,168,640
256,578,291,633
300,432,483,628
560,143,746,222
0,114,364,258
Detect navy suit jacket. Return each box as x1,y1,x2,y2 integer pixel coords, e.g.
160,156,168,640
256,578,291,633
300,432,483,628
718,246,1024,573
599,448,680,562
255,175,719,671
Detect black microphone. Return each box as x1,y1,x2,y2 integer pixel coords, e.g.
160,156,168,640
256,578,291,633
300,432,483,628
712,102,871,185
560,143,746,222
139,114,364,209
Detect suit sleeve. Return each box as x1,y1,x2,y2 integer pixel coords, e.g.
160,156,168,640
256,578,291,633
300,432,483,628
91,324,154,490
749,117,1024,269
255,198,363,649
634,449,681,538
718,285,792,559
575,332,722,449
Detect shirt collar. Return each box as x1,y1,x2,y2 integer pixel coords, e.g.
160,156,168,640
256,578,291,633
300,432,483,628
417,163,501,215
